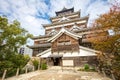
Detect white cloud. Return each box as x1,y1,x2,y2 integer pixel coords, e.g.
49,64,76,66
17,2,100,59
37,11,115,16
0,0,11,14
48,0,95,17
70,0,91,15
48,0,68,17
86,0,111,26
19,15,49,36
108,0,120,3
48,0,111,27
0,0,114,46
0,0,112,36
0,0,50,36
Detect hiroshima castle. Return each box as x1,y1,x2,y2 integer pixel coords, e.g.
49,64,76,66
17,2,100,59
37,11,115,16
28,7,103,67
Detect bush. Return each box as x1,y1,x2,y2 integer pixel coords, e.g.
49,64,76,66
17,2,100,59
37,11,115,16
0,70,4,77
6,68,17,78
84,64,89,71
32,59,39,70
41,63,47,70
77,67,84,71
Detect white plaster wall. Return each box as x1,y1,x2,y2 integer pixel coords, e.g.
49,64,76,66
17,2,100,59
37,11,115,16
63,51,79,57
40,47,97,58
63,48,96,57
79,49,96,56
63,60,74,66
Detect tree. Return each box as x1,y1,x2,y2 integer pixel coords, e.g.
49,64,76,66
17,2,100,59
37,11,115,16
91,1,120,78
92,1,120,52
0,16,32,76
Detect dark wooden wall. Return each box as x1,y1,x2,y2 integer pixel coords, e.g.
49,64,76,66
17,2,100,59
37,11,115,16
51,33,79,53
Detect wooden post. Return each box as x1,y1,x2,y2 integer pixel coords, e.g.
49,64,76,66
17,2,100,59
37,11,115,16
33,66,35,71
73,58,75,72
25,67,28,74
40,58,42,70
96,67,101,73
2,69,7,80
16,68,19,77
46,58,48,68
78,46,79,55
111,71,116,80
94,65,97,71
38,57,40,70
102,68,106,77
61,58,63,72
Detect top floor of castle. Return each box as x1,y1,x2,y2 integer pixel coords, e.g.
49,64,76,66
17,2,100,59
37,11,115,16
42,7,89,35
50,7,81,23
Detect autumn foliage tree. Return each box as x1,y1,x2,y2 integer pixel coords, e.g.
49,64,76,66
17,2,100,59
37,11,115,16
92,1,120,52
91,1,120,78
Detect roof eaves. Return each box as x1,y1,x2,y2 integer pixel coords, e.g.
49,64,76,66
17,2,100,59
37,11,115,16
37,48,51,57
43,16,89,27
79,46,100,53
50,11,80,20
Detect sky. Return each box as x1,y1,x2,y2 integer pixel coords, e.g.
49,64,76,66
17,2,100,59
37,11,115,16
0,0,115,36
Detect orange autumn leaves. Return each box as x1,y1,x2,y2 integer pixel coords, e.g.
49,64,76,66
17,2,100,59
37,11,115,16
91,2,120,53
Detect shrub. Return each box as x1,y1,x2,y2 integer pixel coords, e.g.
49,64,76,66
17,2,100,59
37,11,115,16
6,68,17,78
77,67,84,71
84,64,89,71
41,63,47,70
32,59,39,70
90,66,96,71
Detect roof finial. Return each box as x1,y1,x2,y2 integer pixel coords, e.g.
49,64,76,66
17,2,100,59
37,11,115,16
62,7,67,11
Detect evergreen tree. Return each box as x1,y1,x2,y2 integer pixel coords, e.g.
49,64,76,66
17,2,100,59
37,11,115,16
0,16,32,76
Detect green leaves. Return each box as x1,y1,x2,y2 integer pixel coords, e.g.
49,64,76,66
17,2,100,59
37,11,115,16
0,16,31,74
32,59,39,70
0,61,14,70
0,16,32,53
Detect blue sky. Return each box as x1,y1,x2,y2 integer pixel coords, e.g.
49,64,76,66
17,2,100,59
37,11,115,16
0,0,116,37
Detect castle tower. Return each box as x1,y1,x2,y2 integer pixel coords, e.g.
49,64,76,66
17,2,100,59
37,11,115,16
28,7,98,67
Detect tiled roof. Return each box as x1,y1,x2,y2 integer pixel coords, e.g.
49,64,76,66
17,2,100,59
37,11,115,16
28,43,51,49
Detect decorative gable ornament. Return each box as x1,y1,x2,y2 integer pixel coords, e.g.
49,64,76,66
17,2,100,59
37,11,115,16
48,29,57,36
70,23,80,31
59,16,70,22
48,28,82,42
